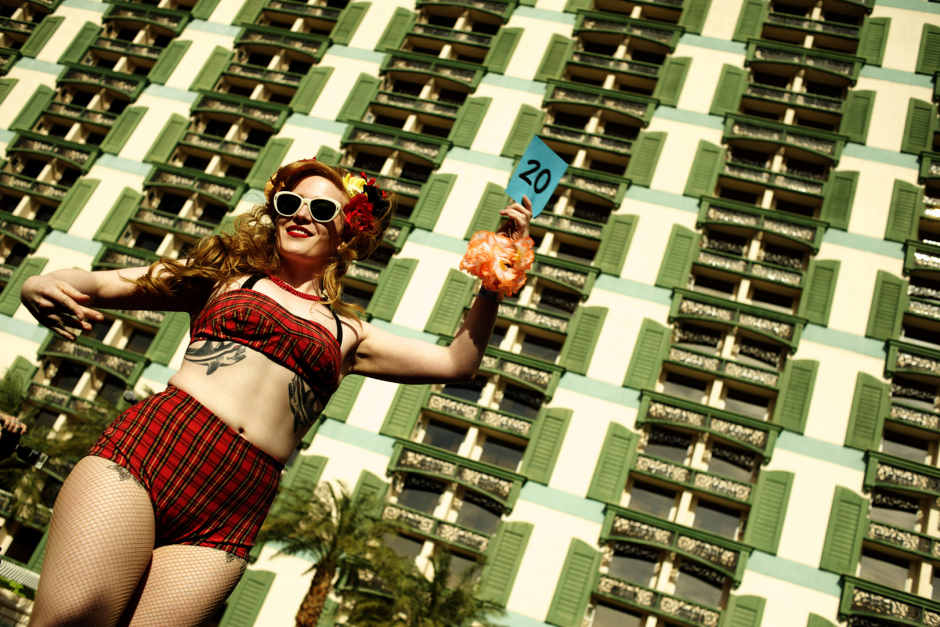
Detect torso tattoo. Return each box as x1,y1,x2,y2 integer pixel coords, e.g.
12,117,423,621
184,341,246,375
288,374,321,434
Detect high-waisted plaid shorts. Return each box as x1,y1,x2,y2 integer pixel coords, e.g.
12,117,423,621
87,385,284,560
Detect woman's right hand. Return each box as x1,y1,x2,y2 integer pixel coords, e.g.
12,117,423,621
21,274,104,341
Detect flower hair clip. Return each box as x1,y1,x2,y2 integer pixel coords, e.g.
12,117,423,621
342,172,389,234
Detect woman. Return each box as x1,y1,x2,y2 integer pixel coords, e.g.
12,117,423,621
19,159,532,627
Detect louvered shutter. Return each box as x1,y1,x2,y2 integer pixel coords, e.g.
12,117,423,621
820,171,858,230
709,65,748,117
722,595,766,627
559,306,608,375
2,356,38,397
732,0,768,43
10,84,54,132
218,570,275,627
807,614,838,627
678,0,712,34
100,107,147,156
375,8,415,52
623,318,670,391
586,422,636,504
684,140,725,197
484,27,521,75
20,16,62,58
742,470,793,554
819,486,867,574
49,178,100,231
858,18,890,66
839,91,874,145
146,312,190,365
0,78,17,106
26,529,48,573
901,99,936,155
315,146,342,166
191,0,221,20
594,214,637,276
563,0,591,11
652,57,690,108
917,24,940,75
143,113,189,164
884,180,923,242
366,257,418,321
477,521,533,605
290,66,333,115
0,258,47,316
500,105,544,158
95,187,142,243
545,539,602,627
190,46,233,92
655,224,698,289
317,599,338,627
233,0,265,25
380,384,429,439
535,34,575,82
148,40,191,85
283,455,327,495
845,373,889,451
449,97,491,149
465,183,508,238
336,73,380,123
58,22,100,64
331,2,369,46
350,469,389,515
625,131,665,187
412,173,456,231
774,359,818,434
320,375,362,428
246,138,294,189
799,259,840,326
521,407,571,484
865,270,907,340
424,268,473,335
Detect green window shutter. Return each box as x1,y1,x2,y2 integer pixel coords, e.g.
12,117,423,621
58,21,100,65
563,0,591,11
20,16,62,58
95,187,142,243
742,470,793,554
0,257,48,316
49,178,100,231
317,599,338,627
535,34,574,82
865,270,907,341
290,66,333,115
0,78,17,106
191,0,221,20
218,569,275,627
625,131,665,187
412,173,457,231
424,268,473,335
478,521,533,606
623,318,670,391
884,179,924,242
799,259,840,326
149,40,191,85
901,98,936,155
839,90,875,145
484,27,522,75
652,57,690,108
684,140,725,198
331,2,369,46
465,183,508,238
2,356,38,397
233,0,265,25
732,0,768,43
521,407,571,485
858,17,890,67
773,359,818,434
190,46,233,92
246,137,294,189
336,73,380,123
559,306,608,375
594,214,637,276
375,8,415,52
545,539,602,627
379,384,429,439
315,146,342,166
10,84,54,132
144,113,189,164
449,97,491,149
281,454,327,494
146,311,190,365
820,170,858,230
678,0,712,34
722,595,766,627
807,614,838,627
100,107,147,156
366,257,418,321
709,64,748,117
322,375,363,423
819,486,867,574
845,373,889,451
586,422,636,504
655,224,698,289
26,529,48,573
350,469,389,515
500,105,545,159
917,24,940,75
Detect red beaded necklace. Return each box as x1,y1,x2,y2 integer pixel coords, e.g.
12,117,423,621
266,274,322,302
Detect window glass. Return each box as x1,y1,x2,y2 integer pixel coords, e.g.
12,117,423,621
422,420,466,454
442,376,487,404
82,318,113,341
707,445,754,483
593,603,643,627
125,329,155,355
396,475,445,514
859,550,910,591
606,544,659,586
519,334,561,363
643,427,691,464
662,372,708,403
498,385,543,420
933,568,940,603
672,323,722,355
384,533,424,560
693,500,740,539
628,482,676,519
454,490,503,535
445,552,481,588
479,437,525,471
673,560,725,608
51,361,85,392
882,430,931,465
869,491,919,530
891,377,937,411
722,387,768,420
489,324,507,347
34,409,59,430
97,375,125,406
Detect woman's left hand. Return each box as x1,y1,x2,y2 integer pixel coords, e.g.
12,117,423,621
498,195,533,240
0,412,26,435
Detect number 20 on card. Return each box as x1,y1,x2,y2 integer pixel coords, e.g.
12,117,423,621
504,136,569,218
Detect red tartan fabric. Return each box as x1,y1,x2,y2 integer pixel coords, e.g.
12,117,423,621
87,386,283,559
190,289,341,398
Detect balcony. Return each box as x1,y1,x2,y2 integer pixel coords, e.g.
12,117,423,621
720,159,826,198
130,207,216,239
38,335,146,384
863,452,940,499
381,503,492,553
567,51,661,80
529,253,599,298
763,12,860,42
558,166,629,205
0,263,16,282
724,114,844,163
865,517,940,564
746,41,861,84
382,217,412,252
27,382,110,418
0,172,68,202
417,0,514,19
594,574,721,627
0,17,36,38
0,47,19,76
539,123,634,158
742,83,844,115
544,81,655,126
574,11,681,51
91,36,163,60
472,344,564,398
886,340,940,384
144,165,246,208
840,576,940,627
341,123,449,167
235,26,328,63
424,391,535,438
407,23,493,52
58,66,147,100
222,62,304,89
372,90,461,120
381,52,485,90
44,102,119,130
905,240,940,280
920,152,940,183
261,0,341,25
531,211,605,242
101,307,165,328
0,213,49,250
102,2,189,36
0,489,51,529
698,199,824,252
355,168,423,200
633,453,755,503
92,242,158,270
665,344,782,388
190,93,289,132
8,132,101,173
179,131,261,161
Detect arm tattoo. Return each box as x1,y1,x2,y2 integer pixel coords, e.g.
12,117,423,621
184,341,246,375
288,374,321,433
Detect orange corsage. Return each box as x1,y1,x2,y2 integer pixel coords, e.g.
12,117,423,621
460,231,535,299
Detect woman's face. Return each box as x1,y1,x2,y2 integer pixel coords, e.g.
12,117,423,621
273,175,348,268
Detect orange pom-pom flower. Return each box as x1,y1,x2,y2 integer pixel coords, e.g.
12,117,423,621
460,231,535,299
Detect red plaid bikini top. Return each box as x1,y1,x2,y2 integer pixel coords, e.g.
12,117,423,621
189,275,341,398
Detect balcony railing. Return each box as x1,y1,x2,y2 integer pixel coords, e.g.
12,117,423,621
417,0,513,16
532,210,605,241
9,132,100,172
694,248,804,289
558,166,628,204
530,252,600,297
145,165,245,207
27,382,110,418
633,453,754,503
0,172,68,201
887,340,940,383
180,132,261,161
866,518,939,563
382,52,485,89
764,13,860,39
720,160,825,197
342,123,448,167
356,168,423,198
102,307,165,328
0,18,36,35
0,263,15,281
665,344,781,387
0,213,48,248
743,84,843,113
409,23,493,49
474,344,563,396
921,152,940,182
864,452,940,499
131,207,216,238
40,336,145,382
747,41,861,82
191,93,288,130
92,36,163,59
263,0,341,20
236,26,327,61
59,66,146,99
595,574,721,627
425,391,535,438
0,48,19,75
576,11,680,49
699,198,823,251
671,288,804,349
381,503,492,553
93,242,159,270
724,114,843,161
540,124,633,156
840,576,940,627
224,62,303,87
45,102,118,128
373,90,460,118
103,3,187,34
569,51,661,78
545,81,654,125
488,297,572,334
346,261,383,284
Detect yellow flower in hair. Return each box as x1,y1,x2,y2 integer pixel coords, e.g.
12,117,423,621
343,173,366,197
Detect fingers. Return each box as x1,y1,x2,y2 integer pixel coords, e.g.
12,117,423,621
25,281,101,338
0,413,26,434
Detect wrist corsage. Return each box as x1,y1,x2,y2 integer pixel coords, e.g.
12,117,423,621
459,230,535,300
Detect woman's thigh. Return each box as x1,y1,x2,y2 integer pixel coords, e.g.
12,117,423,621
29,456,156,627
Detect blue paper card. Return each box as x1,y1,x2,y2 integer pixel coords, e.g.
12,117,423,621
505,136,568,217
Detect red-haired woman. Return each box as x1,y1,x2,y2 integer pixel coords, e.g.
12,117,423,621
19,159,532,627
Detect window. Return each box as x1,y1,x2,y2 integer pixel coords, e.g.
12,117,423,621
97,375,126,406
642,427,691,464
385,533,425,560
498,385,542,419
859,550,910,591
124,329,155,355
422,420,466,453
673,560,725,608
869,490,920,530
441,376,486,404
606,544,659,586
454,490,502,535
396,475,445,514
662,372,708,404
592,603,643,627
628,481,676,519
479,436,525,471
882,429,931,465
51,361,85,392
707,445,755,483
722,387,769,420
445,552,481,588
693,499,741,539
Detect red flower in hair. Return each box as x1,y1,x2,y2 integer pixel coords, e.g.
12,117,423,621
343,194,375,233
